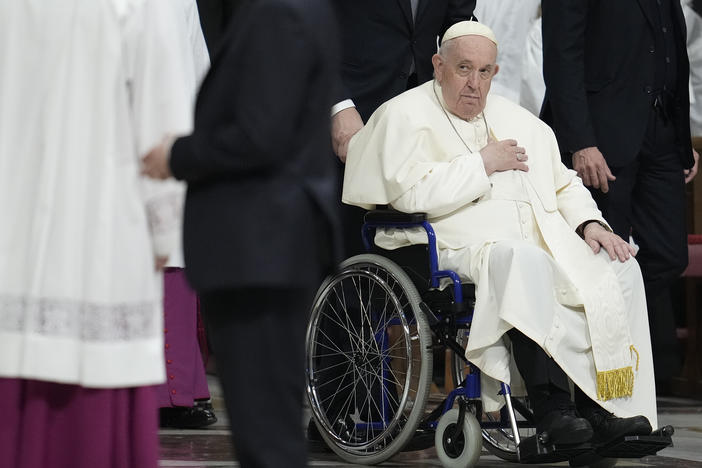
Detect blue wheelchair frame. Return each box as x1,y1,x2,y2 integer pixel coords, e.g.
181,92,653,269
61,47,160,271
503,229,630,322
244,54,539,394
360,217,522,446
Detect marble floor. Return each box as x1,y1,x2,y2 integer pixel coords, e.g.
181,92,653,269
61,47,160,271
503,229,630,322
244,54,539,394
159,378,702,468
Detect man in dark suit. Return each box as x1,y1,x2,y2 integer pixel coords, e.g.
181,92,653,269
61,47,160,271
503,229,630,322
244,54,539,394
331,0,477,256
541,0,700,391
195,0,238,56
143,0,340,465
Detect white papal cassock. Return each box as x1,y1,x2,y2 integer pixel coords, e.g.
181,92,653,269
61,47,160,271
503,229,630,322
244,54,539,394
0,0,199,388
342,80,657,427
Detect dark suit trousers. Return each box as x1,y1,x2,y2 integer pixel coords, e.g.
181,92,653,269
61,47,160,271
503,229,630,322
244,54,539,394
592,109,687,381
508,328,607,420
507,329,571,418
200,287,314,468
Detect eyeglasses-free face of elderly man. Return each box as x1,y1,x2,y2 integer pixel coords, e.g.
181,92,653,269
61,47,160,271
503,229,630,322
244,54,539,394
431,34,499,122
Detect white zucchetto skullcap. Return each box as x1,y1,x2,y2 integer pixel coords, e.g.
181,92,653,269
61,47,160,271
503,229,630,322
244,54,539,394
440,21,498,46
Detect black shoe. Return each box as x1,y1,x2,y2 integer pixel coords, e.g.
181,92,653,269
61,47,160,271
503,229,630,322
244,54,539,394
581,407,652,446
159,403,217,429
537,403,593,445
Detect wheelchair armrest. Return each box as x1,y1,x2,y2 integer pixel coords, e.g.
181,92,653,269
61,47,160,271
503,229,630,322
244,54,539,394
364,209,427,225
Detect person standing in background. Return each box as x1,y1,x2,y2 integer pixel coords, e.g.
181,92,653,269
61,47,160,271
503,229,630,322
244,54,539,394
472,0,541,104
0,0,195,466
541,0,700,392
331,0,477,257
142,0,341,466
157,0,217,430
519,10,546,117
195,0,239,56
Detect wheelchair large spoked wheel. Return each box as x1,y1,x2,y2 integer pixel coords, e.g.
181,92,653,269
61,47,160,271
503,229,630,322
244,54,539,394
452,330,536,462
306,254,433,465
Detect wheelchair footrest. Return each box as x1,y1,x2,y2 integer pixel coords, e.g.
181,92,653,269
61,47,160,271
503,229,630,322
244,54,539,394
518,434,593,463
595,425,674,459
566,425,674,466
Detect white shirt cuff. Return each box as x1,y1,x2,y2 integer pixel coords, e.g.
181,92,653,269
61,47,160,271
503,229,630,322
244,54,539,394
331,99,356,117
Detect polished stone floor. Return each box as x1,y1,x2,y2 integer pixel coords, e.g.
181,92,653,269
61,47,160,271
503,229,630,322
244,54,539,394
159,377,702,467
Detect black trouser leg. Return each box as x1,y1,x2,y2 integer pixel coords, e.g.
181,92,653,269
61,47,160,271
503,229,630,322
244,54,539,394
507,329,571,420
201,287,313,468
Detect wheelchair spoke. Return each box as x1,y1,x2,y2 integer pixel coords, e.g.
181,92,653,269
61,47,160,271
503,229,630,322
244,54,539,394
350,276,369,351
369,292,392,341
369,265,411,312
356,366,388,425
312,326,354,358
318,305,364,346
322,379,356,422
331,277,349,319
327,284,362,343
311,355,354,375
312,331,359,371
316,370,355,405
362,275,383,358
311,349,354,361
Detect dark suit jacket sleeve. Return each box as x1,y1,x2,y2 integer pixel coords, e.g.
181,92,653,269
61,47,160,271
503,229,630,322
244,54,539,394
333,70,351,108
542,0,598,153
443,0,477,35
170,4,314,182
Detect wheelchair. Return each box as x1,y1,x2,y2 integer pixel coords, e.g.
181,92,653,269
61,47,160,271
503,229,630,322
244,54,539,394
305,209,674,467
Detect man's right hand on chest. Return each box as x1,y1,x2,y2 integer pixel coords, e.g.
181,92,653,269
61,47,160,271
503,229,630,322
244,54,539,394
480,139,529,175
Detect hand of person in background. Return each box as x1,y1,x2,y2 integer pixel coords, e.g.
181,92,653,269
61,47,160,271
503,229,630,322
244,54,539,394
572,146,616,193
685,148,700,184
155,256,169,271
582,221,637,262
332,107,364,162
142,136,175,179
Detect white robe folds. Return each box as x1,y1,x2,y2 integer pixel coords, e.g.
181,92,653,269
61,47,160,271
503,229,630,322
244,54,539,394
0,0,197,388
343,81,657,426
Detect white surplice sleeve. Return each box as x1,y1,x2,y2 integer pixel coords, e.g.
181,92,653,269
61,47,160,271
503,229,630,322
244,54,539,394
122,0,195,259
182,0,210,85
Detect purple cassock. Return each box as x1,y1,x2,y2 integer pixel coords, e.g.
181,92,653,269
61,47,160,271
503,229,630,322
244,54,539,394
0,379,158,468
157,267,210,407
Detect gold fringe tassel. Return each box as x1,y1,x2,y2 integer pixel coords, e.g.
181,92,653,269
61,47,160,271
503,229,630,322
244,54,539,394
596,366,634,401
630,345,640,371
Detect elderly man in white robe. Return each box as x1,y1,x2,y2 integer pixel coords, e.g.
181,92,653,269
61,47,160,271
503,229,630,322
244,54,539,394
343,21,656,448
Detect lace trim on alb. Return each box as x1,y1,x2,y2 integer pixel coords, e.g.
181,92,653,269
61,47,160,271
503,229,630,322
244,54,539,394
0,295,159,341
146,190,182,236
